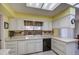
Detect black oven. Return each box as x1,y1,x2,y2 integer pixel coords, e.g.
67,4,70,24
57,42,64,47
43,38,51,51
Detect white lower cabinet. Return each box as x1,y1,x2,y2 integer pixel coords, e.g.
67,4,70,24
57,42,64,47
27,40,36,53
52,39,66,55
51,38,77,55
18,39,43,54
35,40,42,52
26,39,42,54
6,39,43,55
5,41,17,55
17,40,28,54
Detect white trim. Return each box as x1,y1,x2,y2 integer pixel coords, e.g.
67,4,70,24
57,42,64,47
0,13,5,49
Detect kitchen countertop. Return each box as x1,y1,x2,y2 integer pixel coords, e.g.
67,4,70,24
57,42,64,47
5,35,52,41
52,37,77,43
5,35,77,43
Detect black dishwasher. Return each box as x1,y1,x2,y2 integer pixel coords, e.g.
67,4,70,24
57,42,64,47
43,38,51,51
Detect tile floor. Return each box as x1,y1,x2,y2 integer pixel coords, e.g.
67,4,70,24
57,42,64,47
31,50,56,55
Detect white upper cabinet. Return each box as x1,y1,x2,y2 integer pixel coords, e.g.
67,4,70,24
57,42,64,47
9,19,52,30
33,26,42,30
9,19,17,30
52,15,75,28
9,19,24,30
42,21,52,30
16,19,24,30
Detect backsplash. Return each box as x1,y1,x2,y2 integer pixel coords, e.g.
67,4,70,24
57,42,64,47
9,30,53,37
9,30,24,37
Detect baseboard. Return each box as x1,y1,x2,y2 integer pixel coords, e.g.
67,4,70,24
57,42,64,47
24,51,43,55
23,49,59,55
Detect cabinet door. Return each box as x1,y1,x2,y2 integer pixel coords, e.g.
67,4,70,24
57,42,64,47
35,40,42,52
18,40,43,54
27,40,36,53
9,19,24,30
16,19,24,30
42,21,52,30
5,41,17,55
17,40,28,55
27,40,42,53
9,19,17,30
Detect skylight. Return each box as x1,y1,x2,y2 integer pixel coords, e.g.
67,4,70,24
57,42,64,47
42,3,60,10
26,3,43,8
26,3,60,11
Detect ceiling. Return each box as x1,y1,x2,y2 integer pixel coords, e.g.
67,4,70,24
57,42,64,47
8,3,71,17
